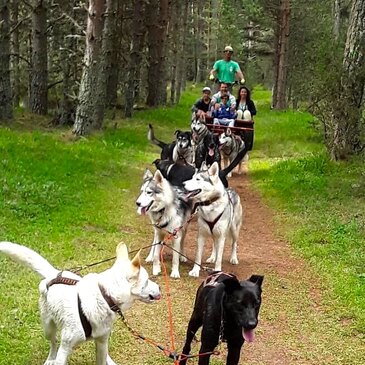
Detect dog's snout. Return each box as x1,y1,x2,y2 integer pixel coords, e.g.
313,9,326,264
136,201,141,207
245,320,258,330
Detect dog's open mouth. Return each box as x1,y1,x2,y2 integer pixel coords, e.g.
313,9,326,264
149,293,161,301
184,189,201,200
208,147,215,156
138,201,153,215
243,328,255,342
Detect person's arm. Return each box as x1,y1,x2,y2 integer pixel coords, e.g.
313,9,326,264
249,100,257,116
234,62,245,83
191,98,201,113
229,94,236,111
209,61,219,80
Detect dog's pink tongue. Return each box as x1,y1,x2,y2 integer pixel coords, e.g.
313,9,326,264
209,148,214,156
137,206,146,215
243,329,255,343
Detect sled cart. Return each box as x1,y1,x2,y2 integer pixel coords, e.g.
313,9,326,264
205,116,255,151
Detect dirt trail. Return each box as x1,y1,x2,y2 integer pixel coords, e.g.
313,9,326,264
122,172,364,365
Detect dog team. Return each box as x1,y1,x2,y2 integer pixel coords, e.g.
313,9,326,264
0,112,263,364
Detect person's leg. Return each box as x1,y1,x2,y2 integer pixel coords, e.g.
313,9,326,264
236,110,243,119
243,110,252,121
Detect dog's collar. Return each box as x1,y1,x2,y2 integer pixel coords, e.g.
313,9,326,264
153,208,169,229
99,285,119,313
194,195,221,208
46,271,79,289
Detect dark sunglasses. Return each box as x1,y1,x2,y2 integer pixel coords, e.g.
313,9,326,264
224,51,233,54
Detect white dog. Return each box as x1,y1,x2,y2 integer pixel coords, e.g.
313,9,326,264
0,241,161,365
183,162,243,277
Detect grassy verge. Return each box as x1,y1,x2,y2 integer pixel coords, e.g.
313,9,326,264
250,87,365,333
0,85,364,364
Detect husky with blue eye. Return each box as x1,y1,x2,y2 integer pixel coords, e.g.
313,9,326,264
0,241,161,365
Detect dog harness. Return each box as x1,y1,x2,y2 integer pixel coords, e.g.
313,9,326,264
46,272,119,338
203,271,237,287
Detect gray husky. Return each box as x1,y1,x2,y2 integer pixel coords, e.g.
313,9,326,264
219,128,248,177
183,162,243,277
136,169,193,278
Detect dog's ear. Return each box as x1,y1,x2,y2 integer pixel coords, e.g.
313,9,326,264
208,162,219,180
174,130,181,136
116,242,129,261
143,169,153,182
248,275,264,288
154,169,164,185
222,277,241,294
131,249,141,269
226,128,232,136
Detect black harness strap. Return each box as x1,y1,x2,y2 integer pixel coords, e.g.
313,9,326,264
78,295,92,338
203,210,224,233
47,272,92,338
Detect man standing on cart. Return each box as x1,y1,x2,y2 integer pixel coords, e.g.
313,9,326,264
209,46,245,91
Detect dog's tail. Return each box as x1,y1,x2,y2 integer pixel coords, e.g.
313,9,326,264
220,143,249,178
148,124,167,149
0,242,59,279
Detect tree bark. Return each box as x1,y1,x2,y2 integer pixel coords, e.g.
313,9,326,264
330,0,365,160
125,0,146,117
73,0,105,136
145,0,169,107
30,0,48,115
333,0,341,41
175,0,189,104
103,0,119,109
0,0,12,120
10,0,19,107
272,0,291,110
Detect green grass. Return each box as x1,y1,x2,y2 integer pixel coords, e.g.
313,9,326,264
250,87,365,333
0,84,364,364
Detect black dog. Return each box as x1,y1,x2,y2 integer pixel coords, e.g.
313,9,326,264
194,131,221,169
148,124,193,164
180,272,264,365
153,143,249,189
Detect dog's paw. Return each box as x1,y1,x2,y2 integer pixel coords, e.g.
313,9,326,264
230,256,239,265
43,361,55,365
179,255,188,263
188,268,200,277
170,270,180,279
145,255,154,263
206,256,216,264
152,265,161,276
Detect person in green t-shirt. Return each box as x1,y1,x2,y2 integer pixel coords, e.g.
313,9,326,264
209,46,245,89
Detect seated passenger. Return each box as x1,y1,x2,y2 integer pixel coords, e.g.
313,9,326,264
236,86,256,121
211,82,236,111
191,86,212,121
212,94,236,127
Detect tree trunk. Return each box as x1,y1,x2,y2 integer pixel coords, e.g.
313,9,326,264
30,0,48,115
73,0,105,136
169,0,180,104
272,0,291,110
145,0,169,107
10,0,19,107
176,0,189,104
94,0,118,122
125,0,146,117
333,0,341,40
330,0,365,160
104,0,119,109
0,0,12,120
